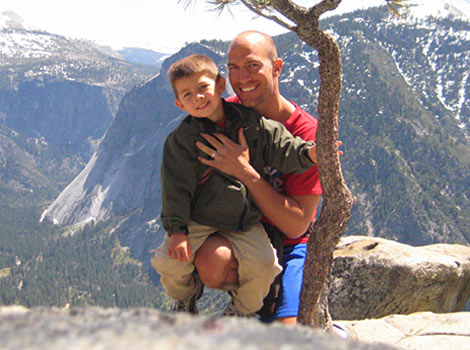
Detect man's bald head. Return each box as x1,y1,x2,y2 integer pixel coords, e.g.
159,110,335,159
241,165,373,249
229,30,278,63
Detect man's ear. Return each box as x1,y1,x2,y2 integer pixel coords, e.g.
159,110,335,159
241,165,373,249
174,99,186,112
216,76,226,94
273,58,283,77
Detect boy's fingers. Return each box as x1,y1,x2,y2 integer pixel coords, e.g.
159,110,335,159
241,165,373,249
175,249,183,262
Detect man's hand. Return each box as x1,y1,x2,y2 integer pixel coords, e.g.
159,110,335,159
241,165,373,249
168,232,191,262
196,128,256,181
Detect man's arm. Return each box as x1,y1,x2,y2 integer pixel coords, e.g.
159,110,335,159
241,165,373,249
234,159,320,237
197,128,319,237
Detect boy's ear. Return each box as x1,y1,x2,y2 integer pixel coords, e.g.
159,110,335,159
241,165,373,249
174,99,186,112
216,76,226,94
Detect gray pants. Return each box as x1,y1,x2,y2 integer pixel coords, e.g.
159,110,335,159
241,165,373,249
152,221,282,314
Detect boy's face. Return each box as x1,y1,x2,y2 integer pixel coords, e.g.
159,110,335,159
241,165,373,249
174,72,226,123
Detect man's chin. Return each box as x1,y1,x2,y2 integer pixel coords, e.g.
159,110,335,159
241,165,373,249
238,97,259,109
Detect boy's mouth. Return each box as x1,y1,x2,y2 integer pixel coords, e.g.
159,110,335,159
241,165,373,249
197,101,210,110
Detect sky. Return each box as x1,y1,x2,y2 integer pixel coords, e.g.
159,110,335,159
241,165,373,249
0,0,382,53
2,0,468,53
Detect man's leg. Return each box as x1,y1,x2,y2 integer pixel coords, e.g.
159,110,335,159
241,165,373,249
194,234,239,290
268,243,307,324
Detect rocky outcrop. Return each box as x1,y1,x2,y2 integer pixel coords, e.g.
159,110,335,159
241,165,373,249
330,236,470,320
0,306,395,350
2,306,469,350
1,237,469,350
344,311,470,350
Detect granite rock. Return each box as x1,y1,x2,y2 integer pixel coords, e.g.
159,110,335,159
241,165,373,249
330,236,470,320
0,306,394,350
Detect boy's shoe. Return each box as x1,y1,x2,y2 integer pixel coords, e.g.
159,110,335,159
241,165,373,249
170,272,204,314
222,301,258,318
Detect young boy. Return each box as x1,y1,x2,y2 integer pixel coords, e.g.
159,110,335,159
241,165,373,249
151,54,317,317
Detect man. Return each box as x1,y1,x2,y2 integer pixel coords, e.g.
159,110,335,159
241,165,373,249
194,30,322,325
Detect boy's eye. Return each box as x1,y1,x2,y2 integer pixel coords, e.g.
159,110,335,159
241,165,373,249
183,92,191,98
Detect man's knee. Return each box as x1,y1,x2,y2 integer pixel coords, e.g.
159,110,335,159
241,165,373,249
194,234,239,289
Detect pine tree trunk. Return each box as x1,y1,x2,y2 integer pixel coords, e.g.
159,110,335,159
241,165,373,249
296,27,355,329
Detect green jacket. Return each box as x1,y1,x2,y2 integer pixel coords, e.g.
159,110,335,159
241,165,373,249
160,100,315,235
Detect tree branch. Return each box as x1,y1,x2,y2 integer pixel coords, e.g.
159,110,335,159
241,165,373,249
239,0,294,31
309,0,342,19
269,0,309,25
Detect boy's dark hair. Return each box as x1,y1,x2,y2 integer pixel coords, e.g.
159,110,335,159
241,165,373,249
167,54,220,99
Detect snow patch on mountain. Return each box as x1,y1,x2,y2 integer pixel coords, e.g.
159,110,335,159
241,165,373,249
0,10,36,31
408,0,470,21
0,31,55,59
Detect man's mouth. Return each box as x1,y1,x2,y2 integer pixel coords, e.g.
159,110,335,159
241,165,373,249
240,86,256,93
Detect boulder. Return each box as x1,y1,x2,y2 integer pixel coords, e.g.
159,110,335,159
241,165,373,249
0,306,395,350
344,311,470,350
2,306,469,350
330,236,470,320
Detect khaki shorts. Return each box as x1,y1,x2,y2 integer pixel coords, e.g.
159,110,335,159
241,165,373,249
152,221,282,314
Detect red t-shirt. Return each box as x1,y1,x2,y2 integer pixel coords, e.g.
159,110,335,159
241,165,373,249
226,96,322,245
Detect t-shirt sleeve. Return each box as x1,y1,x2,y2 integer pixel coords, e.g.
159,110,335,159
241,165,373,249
282,109,322,197
282,166,322,196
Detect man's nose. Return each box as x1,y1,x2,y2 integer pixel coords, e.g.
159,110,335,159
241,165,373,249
232,67,250,82
239,67,252,81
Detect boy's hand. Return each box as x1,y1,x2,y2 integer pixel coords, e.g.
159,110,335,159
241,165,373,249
168,232,191,262
308,144,318,164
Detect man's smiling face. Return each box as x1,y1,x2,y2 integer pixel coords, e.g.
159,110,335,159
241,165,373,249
227,36,278,111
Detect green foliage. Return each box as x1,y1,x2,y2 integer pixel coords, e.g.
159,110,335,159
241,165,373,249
0,219,165,308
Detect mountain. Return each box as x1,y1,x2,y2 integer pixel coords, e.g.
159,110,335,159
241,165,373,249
117,47,168,67
0,11,157,157
0,10,159,203
0,11,163,307
40,2,470,277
